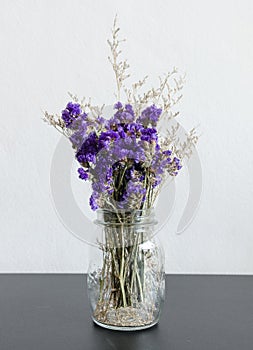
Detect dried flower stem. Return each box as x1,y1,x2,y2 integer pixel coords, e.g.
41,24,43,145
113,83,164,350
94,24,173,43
108,15,130,100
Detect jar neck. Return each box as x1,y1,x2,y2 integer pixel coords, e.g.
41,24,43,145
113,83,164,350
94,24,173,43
95,208,157,227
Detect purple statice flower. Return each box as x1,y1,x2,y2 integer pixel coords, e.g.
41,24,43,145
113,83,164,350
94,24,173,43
92,181,106,193
140,127,158,143
69,117,88,150
92,150,111,178
78,168,89,180
67,102,82,115
152,176,162,188
166,156,183,176
118,128,126,139
96,116,106,127
70,130,86,150
149,148,169,187
89,193,98,211
120,180,147,205
76,131,98,165
111,137,146,163
61,102,82,128
114,101,123,110
125,122,143,135
91,149,115,198
163,150,172,156
125,104,135,117
154,158,168,175
155,143,161,151
127,180,146,196
173,157,183,170
71,113,88,128
61,111,72,127
115,111,135,124
106,167,113,183
98,130,120,149
137,104,162,127
162,149,172,165
110,103,135,125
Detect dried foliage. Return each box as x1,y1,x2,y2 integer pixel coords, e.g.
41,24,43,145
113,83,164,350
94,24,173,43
43,15,198,161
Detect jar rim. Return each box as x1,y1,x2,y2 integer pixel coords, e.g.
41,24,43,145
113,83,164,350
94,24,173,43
96,207,154,215
95,207,157,226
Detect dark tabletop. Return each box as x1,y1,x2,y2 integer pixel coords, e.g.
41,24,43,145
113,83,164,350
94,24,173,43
0,274,252,350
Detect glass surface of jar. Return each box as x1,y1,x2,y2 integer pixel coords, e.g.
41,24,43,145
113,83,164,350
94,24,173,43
87,208,165,331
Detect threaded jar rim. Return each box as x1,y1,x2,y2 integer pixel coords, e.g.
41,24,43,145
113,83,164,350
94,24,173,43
95,208,157,227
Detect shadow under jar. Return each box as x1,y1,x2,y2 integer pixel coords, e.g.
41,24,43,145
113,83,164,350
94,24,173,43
87,208,165,331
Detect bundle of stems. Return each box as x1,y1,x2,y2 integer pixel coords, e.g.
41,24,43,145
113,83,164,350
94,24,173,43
94,210,149,321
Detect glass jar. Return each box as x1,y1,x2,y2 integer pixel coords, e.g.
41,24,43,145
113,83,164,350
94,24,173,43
87,208,165,331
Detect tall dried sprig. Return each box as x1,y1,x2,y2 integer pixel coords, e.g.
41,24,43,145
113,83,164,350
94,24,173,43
107,15,130,100
177,128,199,159
43,111,70,138
124,75,148,105
125,69,185,118
160,72,185,116
160,123,199,162
107,18,186,119
67,92,105,119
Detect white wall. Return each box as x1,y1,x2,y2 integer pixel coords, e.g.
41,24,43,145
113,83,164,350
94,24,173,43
1,0,253,273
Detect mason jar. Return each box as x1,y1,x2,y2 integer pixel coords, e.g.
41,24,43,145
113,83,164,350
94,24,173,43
87,208,165,331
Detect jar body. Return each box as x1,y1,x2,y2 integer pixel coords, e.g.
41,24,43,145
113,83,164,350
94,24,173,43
87,209,165,331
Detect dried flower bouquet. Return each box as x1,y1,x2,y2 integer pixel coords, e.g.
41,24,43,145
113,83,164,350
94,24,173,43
44,16,198,329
